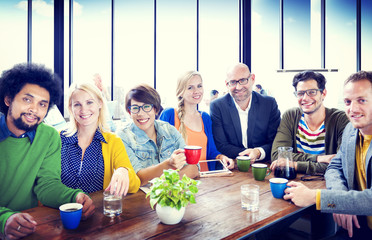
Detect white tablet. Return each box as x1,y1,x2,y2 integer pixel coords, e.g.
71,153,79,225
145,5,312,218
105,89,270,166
199,159,233,177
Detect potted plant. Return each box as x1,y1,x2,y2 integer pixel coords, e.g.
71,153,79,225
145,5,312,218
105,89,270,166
146,169,201,225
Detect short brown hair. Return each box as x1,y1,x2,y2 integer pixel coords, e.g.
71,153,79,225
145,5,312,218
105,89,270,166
125,84,161,114
344,71,372,86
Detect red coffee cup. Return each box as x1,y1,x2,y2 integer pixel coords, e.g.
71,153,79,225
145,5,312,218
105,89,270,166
184,146,202,164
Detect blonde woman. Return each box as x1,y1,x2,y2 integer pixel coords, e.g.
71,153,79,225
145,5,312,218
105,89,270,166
60,82,140,196
159,71,234,170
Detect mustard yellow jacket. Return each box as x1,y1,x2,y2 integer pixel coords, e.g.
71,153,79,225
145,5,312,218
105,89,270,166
101,131,141,192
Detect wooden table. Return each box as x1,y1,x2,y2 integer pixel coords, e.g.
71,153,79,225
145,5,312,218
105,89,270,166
23,170,325,239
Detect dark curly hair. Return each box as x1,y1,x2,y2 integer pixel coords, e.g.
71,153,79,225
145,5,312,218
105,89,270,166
0,63,62,115
292,71,326,92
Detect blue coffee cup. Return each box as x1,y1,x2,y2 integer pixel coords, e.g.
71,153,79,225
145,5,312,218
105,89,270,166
59,203,83,229
269,178,288,199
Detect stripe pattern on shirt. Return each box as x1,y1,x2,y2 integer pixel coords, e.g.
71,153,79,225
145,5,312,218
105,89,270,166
296,114,326,155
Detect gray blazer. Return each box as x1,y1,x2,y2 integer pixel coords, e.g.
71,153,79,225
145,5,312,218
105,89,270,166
321,122,372,215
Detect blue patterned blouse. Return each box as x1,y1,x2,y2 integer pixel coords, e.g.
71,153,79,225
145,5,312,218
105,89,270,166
61,129,105,193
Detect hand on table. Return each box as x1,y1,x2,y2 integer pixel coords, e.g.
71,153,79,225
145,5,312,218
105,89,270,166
168,149,186,170
219,155,234,169
238,148,261,163
76,192,95,220
105,167,129,197
283,181,317,207
333,214,360,238
4,213,37,240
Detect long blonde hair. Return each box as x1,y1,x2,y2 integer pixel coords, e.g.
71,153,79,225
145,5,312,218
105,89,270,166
63,82,110,137
176,70,202,141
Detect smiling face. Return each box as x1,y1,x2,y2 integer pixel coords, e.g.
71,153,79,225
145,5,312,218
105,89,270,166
296,79,326,115
226,64,255,105
129,99,156,136
70,89,102,129
344,79,372,135
182,75,204,106
5,83,50,136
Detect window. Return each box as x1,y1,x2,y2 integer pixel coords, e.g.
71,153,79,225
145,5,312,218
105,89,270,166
251,0,279,94
283,0,311,69
32,0,54,70
114,0,154,119
199,0,239,112
72,0,111,90
156,0,197,109
361,0,372,70
0,1,27,72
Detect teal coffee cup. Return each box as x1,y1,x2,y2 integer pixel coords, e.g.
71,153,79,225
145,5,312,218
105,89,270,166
252,163,271,181
269,178,288,199
237,156,251,172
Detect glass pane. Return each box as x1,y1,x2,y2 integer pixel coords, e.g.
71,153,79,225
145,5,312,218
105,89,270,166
324,0,356,110
0,1,27,72
199,0,239,112
251,0,279,99
32,0,54,70
326,0,356,72
114,0,154,120
156,0,197,109
361,0,372,70
325,0,356,110
72,0,111,95
283,0,311,69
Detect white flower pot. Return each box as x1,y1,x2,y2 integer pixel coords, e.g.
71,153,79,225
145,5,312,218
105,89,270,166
155,204,186,225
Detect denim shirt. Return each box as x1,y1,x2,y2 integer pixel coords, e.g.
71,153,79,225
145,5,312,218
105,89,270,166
117,120,185,173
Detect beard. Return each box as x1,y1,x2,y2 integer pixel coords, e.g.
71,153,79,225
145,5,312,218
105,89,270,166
11,113,40,132
232,88,251,103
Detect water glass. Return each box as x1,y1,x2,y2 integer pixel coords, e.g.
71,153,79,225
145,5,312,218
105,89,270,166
103,191,122,217
241,184,259,212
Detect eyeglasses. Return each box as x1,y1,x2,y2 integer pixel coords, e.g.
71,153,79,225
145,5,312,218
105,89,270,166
294,89,322,98
128,104,154,114
227,74,251,87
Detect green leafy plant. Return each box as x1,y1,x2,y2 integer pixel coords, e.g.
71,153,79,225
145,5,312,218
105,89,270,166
146,169,201,210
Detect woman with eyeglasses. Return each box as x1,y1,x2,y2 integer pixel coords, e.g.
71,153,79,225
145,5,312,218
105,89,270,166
159,71,234,171
60,82,140,196
117,84,199,186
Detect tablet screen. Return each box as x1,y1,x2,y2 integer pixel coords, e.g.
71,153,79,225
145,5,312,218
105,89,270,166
199,159,232,176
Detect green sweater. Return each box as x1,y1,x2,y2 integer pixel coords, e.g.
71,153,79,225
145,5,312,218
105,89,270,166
271,107,349,175
0,123,82,234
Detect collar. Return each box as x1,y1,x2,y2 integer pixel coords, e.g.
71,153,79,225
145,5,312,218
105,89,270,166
130,120,168,145
61,128,107,144
0,113,36,143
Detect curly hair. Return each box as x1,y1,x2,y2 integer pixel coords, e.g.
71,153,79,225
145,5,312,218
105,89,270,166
0,63,62,115
292,71,326,92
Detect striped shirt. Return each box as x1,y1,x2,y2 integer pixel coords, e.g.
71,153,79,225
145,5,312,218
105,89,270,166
296,114,326,155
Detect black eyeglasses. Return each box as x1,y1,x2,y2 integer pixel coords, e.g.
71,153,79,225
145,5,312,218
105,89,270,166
294,89,323,98
227,74,251,87
128,104,154,114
